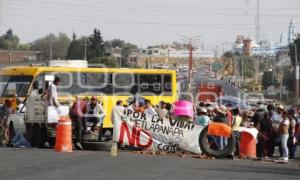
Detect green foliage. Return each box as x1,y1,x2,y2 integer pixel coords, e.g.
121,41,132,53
88,56,118,67
283,68,293,91
289,34,300,66
237,56,255,78
18,44,31,51
88,28,104,59
262,71,274,90
0,29,20,50
66,34,88,60
31,33,71,60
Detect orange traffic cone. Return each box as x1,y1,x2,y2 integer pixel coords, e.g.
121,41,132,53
240,131,256,159
55,116,72,152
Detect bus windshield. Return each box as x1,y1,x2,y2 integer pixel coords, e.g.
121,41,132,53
0,75,33,98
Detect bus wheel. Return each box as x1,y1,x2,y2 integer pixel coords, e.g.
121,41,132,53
199,126,236,158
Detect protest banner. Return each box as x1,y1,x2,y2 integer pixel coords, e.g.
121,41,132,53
113,108,204,154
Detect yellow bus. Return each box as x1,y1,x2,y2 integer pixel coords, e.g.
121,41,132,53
0,66,177,146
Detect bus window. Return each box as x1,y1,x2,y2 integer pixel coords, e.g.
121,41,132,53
0,75,33,98
113,73,135,94
139,74,162,94
81,72,112,94
163,74,172,95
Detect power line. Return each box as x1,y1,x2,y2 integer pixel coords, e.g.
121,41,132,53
3,12,297,27
4,0,300,18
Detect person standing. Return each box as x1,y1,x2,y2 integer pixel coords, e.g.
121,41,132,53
287,109,297,159
47,76,60,108
0,100,12,146
70,97,88,150
156,101,169,119
251,103,266,159
274,111,290,163
144,100,157,116
111,100,125,125
231,108,242,156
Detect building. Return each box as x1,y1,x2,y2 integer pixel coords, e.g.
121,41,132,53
0,50,41,64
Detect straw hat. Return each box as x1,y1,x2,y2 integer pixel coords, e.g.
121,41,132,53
247,110,255,117
199,108,207,113
217,105,227,114
277,104,285,110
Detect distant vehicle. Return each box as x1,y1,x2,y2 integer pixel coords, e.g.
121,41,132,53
217,96,251,109
246,92,265,106
198,83,224,103
209,72,216,78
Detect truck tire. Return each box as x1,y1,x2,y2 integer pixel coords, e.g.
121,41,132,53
199,126,236,158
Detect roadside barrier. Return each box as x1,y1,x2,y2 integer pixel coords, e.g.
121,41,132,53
55,116,72,152
239,131,256,158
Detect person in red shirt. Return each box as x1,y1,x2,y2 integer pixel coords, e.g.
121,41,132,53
226,104,233,126
70,96,88,149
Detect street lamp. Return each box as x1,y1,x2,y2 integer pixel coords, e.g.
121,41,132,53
295,44,299,99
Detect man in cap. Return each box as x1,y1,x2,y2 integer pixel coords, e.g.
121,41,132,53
87,96,105,132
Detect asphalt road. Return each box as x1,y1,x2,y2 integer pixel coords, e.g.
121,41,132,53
1,147,300,180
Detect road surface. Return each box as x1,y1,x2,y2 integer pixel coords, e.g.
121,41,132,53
0,148,299,180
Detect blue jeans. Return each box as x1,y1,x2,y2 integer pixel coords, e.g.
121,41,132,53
280,134,289,158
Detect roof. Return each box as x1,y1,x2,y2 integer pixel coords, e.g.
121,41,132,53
0,66,176,76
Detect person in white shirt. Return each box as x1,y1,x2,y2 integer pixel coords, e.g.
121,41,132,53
156,101,169,119
47,76,60,108
111,100,125,125
144,100,157,117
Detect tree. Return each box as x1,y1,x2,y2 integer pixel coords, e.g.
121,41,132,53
66,34,88,60
88,28,104,59
88,56,118,67
0,29,20,50
289,34,300,66
262,71,275,90
31,33,71,60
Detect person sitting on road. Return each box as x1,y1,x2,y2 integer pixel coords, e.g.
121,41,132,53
213,105,228,124
213,105,229,150
195,108,211,126
70,96,88,150
86,96,105,133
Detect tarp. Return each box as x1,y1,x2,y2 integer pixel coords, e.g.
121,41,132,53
113,108,204,154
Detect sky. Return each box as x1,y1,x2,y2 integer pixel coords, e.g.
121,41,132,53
0,0,299,50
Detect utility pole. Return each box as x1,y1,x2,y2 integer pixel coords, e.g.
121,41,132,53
179,35,201,95
187,38,193,93
255,0,260,43
255,56,260,83
84,39,87,60
295,44,299,99
241,55,244,80
49,33,53,60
